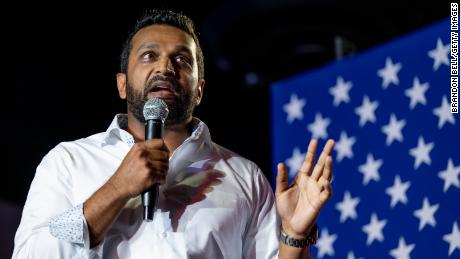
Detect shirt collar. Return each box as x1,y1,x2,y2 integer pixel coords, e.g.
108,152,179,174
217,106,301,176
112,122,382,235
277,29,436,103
105,114,211,147
106,114,136,147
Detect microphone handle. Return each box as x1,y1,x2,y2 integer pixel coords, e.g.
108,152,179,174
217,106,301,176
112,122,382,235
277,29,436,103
142,119,163,221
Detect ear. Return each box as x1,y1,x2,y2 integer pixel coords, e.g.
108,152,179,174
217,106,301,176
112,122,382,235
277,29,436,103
195,79,205,106
116,73,127,99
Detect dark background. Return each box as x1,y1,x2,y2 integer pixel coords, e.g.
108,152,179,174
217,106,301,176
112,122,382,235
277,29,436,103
4,1,449,257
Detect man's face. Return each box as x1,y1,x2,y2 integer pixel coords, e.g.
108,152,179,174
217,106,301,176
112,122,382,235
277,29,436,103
118,24,204,126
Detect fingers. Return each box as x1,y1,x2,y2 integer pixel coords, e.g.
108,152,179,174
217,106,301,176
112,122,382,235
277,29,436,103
311,139,335,181
143,139,169,152
322,156,333,181
144,150,170,163
146,161,169,172
141,139,170,164
316,164,333,204
141,139,170,184
300,139,318,176
319,180,333,203
275,163,289,195
149,162,169,184
318,139,335,163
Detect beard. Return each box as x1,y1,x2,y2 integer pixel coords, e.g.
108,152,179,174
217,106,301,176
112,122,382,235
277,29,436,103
126,75,197,127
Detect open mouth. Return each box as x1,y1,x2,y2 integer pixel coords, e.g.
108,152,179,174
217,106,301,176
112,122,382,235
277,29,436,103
148,81,176,98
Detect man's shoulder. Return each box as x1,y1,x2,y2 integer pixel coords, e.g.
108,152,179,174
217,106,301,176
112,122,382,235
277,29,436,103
210,142,274,197
46,131,109,157
210,142,262,176
60,131,108,148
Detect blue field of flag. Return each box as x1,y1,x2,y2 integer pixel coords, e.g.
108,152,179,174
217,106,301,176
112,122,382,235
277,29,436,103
271,18,459,258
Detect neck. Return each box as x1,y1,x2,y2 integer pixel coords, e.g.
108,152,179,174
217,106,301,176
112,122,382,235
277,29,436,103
126,113,192,155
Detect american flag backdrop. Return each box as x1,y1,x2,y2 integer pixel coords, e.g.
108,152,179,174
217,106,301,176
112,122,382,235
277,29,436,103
271,18,459,258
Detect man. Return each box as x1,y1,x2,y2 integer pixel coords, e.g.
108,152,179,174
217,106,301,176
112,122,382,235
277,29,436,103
13,9,335,258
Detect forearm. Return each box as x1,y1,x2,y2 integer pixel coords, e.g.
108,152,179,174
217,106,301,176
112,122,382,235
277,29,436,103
83,177,130,247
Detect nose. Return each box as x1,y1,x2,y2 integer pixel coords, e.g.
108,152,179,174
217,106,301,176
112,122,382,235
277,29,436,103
155,57,175,76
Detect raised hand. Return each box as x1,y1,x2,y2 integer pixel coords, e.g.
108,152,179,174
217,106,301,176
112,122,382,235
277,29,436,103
275,138,335,238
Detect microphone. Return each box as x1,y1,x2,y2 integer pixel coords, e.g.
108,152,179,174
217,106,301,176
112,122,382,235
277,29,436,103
142,98,169,221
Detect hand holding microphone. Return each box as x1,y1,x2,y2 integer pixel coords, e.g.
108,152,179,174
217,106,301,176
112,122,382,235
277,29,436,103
142,98,169,221
83,99,169,247
107,98,169,221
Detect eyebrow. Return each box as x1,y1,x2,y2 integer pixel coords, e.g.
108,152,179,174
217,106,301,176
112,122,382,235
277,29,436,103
137,43,159,52
137,43,193,56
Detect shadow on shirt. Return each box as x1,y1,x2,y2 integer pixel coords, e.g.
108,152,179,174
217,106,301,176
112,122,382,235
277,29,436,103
163,168,225,231
115,152,234,235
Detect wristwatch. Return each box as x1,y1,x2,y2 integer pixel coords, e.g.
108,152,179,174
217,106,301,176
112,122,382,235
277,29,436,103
279,223,319,248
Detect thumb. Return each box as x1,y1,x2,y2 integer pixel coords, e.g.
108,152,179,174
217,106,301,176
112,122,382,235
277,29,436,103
275,163,289,195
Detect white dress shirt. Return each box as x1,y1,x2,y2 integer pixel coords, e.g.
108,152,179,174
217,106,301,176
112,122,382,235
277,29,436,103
13,114,280,259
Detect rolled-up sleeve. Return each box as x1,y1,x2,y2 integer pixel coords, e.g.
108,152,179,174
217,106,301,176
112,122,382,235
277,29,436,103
242,165,313,259
242,165,280,259
12,144,102,259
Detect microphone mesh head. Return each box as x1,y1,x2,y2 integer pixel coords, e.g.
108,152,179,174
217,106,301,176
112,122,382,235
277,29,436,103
143,98,169,122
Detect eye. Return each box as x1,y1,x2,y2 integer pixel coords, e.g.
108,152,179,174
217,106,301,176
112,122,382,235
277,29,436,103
141,52,157,61
175,55,191,64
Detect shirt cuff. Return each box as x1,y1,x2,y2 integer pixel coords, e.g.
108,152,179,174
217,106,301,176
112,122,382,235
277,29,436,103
49,203,105,258
82,211,104,258
49,203,85,244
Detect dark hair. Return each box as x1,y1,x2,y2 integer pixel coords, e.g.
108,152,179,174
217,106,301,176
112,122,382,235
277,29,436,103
120,9,204,81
